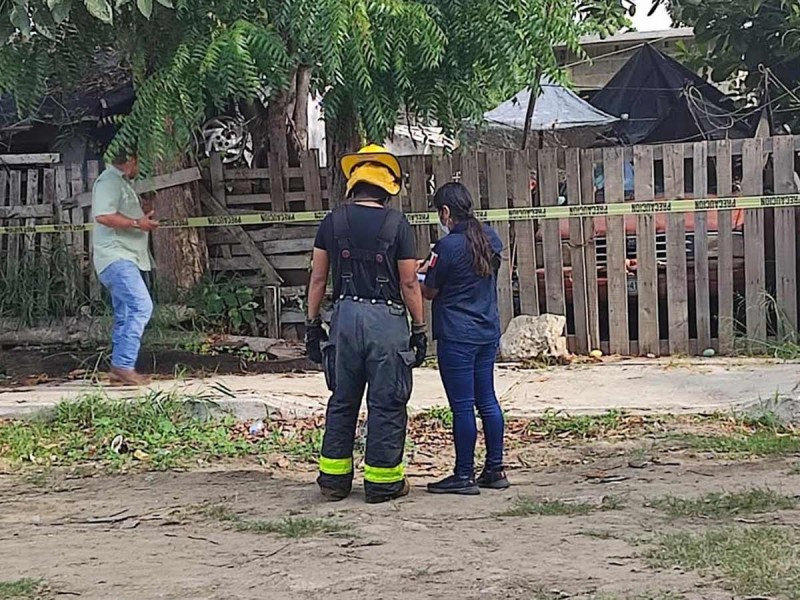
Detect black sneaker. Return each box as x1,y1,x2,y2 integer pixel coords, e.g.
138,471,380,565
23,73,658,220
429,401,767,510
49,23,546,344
427,474,480,495
477,469,510,490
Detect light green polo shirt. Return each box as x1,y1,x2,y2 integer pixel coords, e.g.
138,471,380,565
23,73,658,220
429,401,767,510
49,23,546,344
91,165,152,275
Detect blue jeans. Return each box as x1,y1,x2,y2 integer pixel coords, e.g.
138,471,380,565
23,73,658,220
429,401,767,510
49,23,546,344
437,339,504,478
98,260,153,370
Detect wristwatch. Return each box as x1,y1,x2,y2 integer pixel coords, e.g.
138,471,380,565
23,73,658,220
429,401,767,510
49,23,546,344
131,218,140,229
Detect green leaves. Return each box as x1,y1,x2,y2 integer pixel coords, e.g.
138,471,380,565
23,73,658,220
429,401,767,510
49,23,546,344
9,5,31,38
49,0,72,24
137,0,153,18
0,0,629,175
84,0,113,23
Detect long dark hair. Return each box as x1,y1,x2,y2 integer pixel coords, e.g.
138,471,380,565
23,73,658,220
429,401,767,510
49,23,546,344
433,182,494,277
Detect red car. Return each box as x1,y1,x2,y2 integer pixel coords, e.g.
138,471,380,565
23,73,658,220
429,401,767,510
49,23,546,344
532,194,746,306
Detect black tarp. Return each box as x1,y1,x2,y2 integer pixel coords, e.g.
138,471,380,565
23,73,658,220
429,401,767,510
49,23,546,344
590,44,755,144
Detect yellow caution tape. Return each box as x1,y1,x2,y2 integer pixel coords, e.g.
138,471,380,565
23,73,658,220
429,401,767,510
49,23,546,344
1,194,799,236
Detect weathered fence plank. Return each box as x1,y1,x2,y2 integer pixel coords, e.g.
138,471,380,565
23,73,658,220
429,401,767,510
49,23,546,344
7,171,21,277
566,148,590,353
510,150,539,317
538,148,565,316
3,138,798,355
486,152,514,331
772,135,798,335
198,187,282,284
86,160,101,301
603,146,629,354
41,169,55,308
664,144,689,354
301,150,324,211
742,138,767,345
715,141,735,354
579,149,601,350
24,169,38,256
68,164,85,300
634,145,658,356
408,155,434,344
461,152,480,206
693,141,712,351
0,171,7,270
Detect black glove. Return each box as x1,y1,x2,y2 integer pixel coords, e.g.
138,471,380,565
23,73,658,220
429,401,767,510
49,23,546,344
305,317,328,364
409,323,428,368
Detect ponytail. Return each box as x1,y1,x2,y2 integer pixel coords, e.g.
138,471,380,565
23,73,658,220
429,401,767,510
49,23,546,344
465,217,495,278
433,182,496,278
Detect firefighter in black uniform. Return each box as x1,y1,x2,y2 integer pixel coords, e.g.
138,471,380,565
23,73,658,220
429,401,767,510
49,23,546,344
305,144,427,504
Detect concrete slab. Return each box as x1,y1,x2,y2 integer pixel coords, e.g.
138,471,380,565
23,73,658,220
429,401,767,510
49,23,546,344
0,358,797,420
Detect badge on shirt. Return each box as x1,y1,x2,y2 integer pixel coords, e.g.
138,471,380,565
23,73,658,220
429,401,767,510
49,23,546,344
429,252,439,268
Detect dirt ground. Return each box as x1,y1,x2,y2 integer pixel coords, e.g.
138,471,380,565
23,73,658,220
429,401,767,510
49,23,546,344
0,348,312,387
2,451,799,600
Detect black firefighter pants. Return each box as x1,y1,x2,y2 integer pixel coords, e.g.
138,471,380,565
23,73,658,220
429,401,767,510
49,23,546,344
318,298,415,500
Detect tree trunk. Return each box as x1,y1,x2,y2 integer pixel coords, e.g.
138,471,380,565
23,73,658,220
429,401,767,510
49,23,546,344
326,105,361,207
243,67,310,169
149,155,208,301
266,89,290,167
521,70,543,150
291,66,312,154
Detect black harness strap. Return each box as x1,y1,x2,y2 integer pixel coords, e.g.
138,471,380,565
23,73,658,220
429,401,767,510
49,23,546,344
332,205,356,296
331,205,404,302
374,209,402,301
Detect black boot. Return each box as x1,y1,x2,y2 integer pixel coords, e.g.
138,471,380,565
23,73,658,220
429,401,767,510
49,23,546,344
477,468,510,490
317,474,352,502
319,485,351,502
365,479,410,504
427,474,480,495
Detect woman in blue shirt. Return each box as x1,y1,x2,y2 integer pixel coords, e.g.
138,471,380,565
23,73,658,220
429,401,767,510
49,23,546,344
421,182,509,495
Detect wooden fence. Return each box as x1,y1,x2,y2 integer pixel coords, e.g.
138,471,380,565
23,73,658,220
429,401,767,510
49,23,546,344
2,136,800,355
200,136,800,355
0,156,102,314
0,155,202,318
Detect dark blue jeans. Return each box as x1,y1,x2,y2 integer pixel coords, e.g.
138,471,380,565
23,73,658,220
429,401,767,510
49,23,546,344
437,339,504,478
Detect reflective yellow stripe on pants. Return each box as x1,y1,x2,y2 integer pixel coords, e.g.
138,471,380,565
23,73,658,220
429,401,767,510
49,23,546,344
364,463,405,484
319,456,353,476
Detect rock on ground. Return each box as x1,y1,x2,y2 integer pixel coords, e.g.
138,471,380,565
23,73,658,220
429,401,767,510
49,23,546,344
499,314,568,361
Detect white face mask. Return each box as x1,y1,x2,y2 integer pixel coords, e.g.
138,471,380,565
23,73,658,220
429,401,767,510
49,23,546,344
438,206,450,237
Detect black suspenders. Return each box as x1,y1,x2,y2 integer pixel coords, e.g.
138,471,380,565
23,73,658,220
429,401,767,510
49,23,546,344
332,205,403,303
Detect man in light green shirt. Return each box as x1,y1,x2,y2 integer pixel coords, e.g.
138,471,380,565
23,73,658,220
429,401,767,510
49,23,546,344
92,151,159,385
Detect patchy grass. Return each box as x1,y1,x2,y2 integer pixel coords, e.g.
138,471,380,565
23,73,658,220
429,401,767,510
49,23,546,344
4,394,797,475
417,406,453,428
650,488,797,519
648,526,800,599
593,594,684,600
669,403,800,459
527,409,627,440
678,430,800,457
0,579,47,599
202,505,347,538
0,392,324,471
0,391,252,470
498,495,624,518
577,529,619,540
